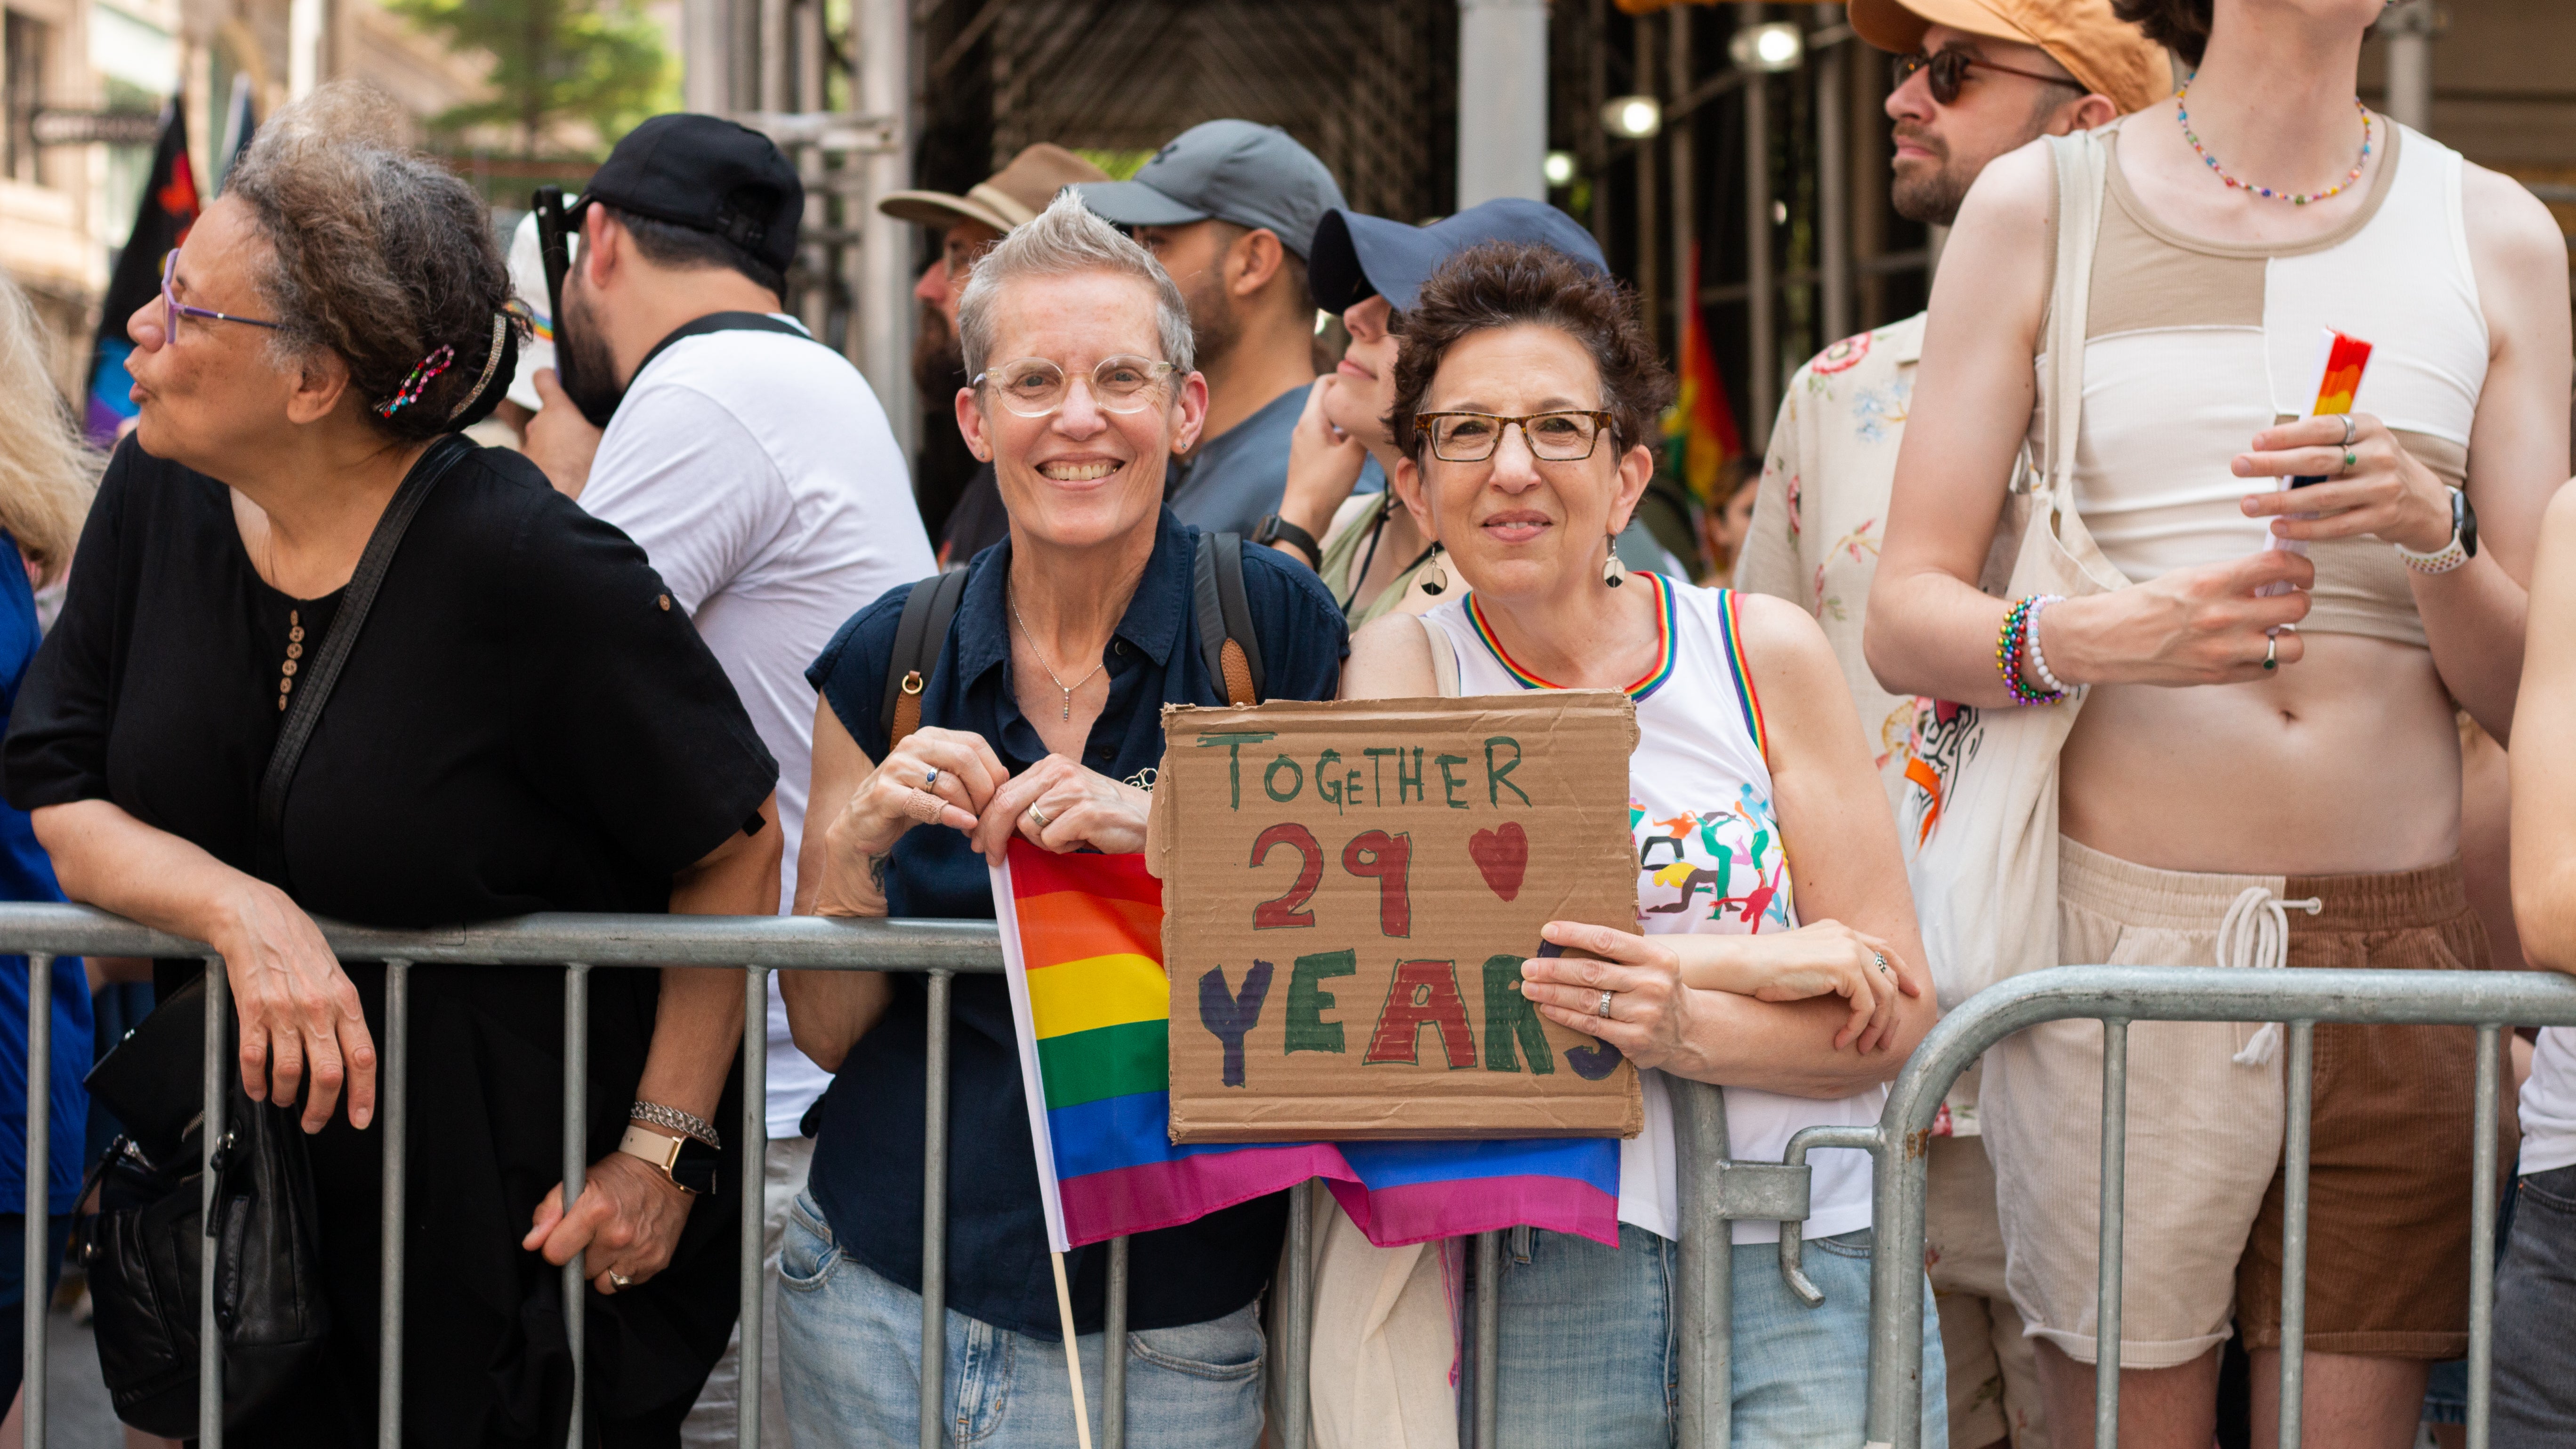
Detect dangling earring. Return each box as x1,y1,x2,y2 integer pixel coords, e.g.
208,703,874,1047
1601,534,1629,588
1417,547,1451,597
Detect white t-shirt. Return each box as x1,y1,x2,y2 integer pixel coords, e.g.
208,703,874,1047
2520,1028,2576,1175
581,320,935,1136
1423,575,1882,1245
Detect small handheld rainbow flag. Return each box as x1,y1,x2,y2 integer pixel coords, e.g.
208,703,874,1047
991,841,1623,1252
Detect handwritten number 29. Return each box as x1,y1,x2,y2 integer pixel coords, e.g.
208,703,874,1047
1250,824,1412,937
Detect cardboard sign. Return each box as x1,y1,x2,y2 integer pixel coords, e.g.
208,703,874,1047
1149,694,1643,1143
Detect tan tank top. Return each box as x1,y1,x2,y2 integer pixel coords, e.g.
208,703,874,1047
2039,119,2487,647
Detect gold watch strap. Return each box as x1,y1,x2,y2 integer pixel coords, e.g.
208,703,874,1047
617,1124,692,1188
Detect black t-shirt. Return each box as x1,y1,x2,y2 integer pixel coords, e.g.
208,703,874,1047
5,436,775,916
0,436,777,1443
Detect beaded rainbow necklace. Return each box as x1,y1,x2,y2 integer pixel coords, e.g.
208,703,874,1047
2175,82,2373,206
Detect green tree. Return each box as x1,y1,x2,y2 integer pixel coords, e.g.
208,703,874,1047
389,0,677,159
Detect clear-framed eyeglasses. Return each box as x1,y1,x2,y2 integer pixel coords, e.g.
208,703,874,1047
975,355,1178,418
1413,410,1616,463
161,250,283,339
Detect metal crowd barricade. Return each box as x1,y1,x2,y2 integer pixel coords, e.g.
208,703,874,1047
1844,963,2576,1449
5,902,1795,1449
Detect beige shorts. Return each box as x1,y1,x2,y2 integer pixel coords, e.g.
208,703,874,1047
1982,838,2492,1369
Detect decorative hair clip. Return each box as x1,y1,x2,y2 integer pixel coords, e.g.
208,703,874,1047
375,345,456,418
447,312,511,421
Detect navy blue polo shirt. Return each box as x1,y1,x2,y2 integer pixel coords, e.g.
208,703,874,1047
804,509,1349,1339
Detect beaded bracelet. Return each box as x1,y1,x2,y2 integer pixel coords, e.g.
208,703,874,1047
2025,595,2070,696
1994,594,2071,706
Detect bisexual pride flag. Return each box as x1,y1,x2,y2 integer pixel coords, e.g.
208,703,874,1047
991,841,1620,1251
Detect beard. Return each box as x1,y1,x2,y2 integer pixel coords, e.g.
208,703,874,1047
555,282,626,427
1182,267,1242,373
1889,122,1972,227
913,301,965,397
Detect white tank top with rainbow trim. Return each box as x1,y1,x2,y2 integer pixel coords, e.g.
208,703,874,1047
1421,574,1881,1246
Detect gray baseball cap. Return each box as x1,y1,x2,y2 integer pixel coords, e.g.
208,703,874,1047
1071,119,1347,260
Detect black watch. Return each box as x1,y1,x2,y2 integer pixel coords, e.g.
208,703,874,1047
1253,513,1322,569
618,1125,721,1196
2455,485,2479,559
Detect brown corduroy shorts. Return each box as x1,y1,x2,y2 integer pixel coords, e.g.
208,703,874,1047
1984,839,2504,1369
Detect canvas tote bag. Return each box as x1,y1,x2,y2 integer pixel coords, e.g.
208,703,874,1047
1906,129,2133,1009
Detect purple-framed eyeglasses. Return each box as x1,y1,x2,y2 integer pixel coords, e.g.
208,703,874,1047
161,250,283,338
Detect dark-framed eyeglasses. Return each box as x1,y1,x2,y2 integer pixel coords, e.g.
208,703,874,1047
161,251,283,339
1413,411,1615,463
1892,48,2084,106
973,355,1179,418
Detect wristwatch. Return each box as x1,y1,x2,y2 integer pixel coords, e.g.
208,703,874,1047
618,1123,720,1196
2395,486,2479,575
1252,513,1322,569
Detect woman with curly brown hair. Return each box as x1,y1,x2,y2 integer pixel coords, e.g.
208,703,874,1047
0,84,782,1444
1318,241,1947,1447
1867,0,2570,1442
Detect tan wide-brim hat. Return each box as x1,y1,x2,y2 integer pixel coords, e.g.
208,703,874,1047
877,142,1110,234
1851,0,2174,117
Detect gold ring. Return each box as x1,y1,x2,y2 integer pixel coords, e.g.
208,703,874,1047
1029,804,1052,830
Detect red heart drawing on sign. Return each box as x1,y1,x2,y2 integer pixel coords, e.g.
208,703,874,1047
1469,822,1529,902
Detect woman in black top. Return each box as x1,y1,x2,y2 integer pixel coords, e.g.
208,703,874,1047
0,86,779,1445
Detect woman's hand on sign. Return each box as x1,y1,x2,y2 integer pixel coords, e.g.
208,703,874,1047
973,754,1152,863
1669,922,1919,1055
2233,411,2456,555
1518,921,1712,1077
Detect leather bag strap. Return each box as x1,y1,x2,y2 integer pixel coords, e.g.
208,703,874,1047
253,435,469,885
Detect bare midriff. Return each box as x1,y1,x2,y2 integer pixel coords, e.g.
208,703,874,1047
2057,631,2458,877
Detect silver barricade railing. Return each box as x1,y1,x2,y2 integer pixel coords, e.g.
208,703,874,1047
3,901,1785,1449
1843,963,2576,1449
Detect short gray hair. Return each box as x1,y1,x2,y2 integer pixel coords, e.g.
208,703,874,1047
957,190,1194,385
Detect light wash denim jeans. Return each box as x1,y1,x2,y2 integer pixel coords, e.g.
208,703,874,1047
775,1192,1267,1448
1491,1223,1948,1449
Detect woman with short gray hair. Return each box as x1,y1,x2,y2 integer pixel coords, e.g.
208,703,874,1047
3,84,783,1443
781,192,1348,1448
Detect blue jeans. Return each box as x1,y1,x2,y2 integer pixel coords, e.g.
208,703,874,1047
2493,1164,2576,1447
775,1192,1266,1448
1493,1224,1948,1449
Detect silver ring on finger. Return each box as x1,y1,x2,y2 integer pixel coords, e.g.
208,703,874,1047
608,1271,633,1289
2263,634,2279,672
1595,989,1615,1020
2337,414,2358,447
923,767,940,789
1873,950,1890,977
1028,804,1053,830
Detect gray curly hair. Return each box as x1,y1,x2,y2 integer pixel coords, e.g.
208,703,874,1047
956,190,1194,386
222,82,523,440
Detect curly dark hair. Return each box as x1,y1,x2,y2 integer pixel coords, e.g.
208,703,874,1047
1388,242,1673,463
2112,0,2211,68
223,82,525,441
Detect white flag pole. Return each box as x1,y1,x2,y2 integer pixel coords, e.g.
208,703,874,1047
1050,1249,1097,1449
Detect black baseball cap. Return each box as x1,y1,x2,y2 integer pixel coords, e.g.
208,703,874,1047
575,114,805,277
1309,198,1607,315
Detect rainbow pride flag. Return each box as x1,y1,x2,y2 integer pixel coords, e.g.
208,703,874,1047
992,841,1622,1252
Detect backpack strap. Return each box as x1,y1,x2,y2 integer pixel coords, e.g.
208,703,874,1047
631,311,821,389
1193,532,1265,706
880,568,971,751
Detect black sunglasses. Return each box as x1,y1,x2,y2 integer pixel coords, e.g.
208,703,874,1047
1892,48,2083,106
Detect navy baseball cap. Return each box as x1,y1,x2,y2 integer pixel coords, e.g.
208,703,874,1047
1309,198,1607,314
575,114,804,276
1072,120,1347,260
